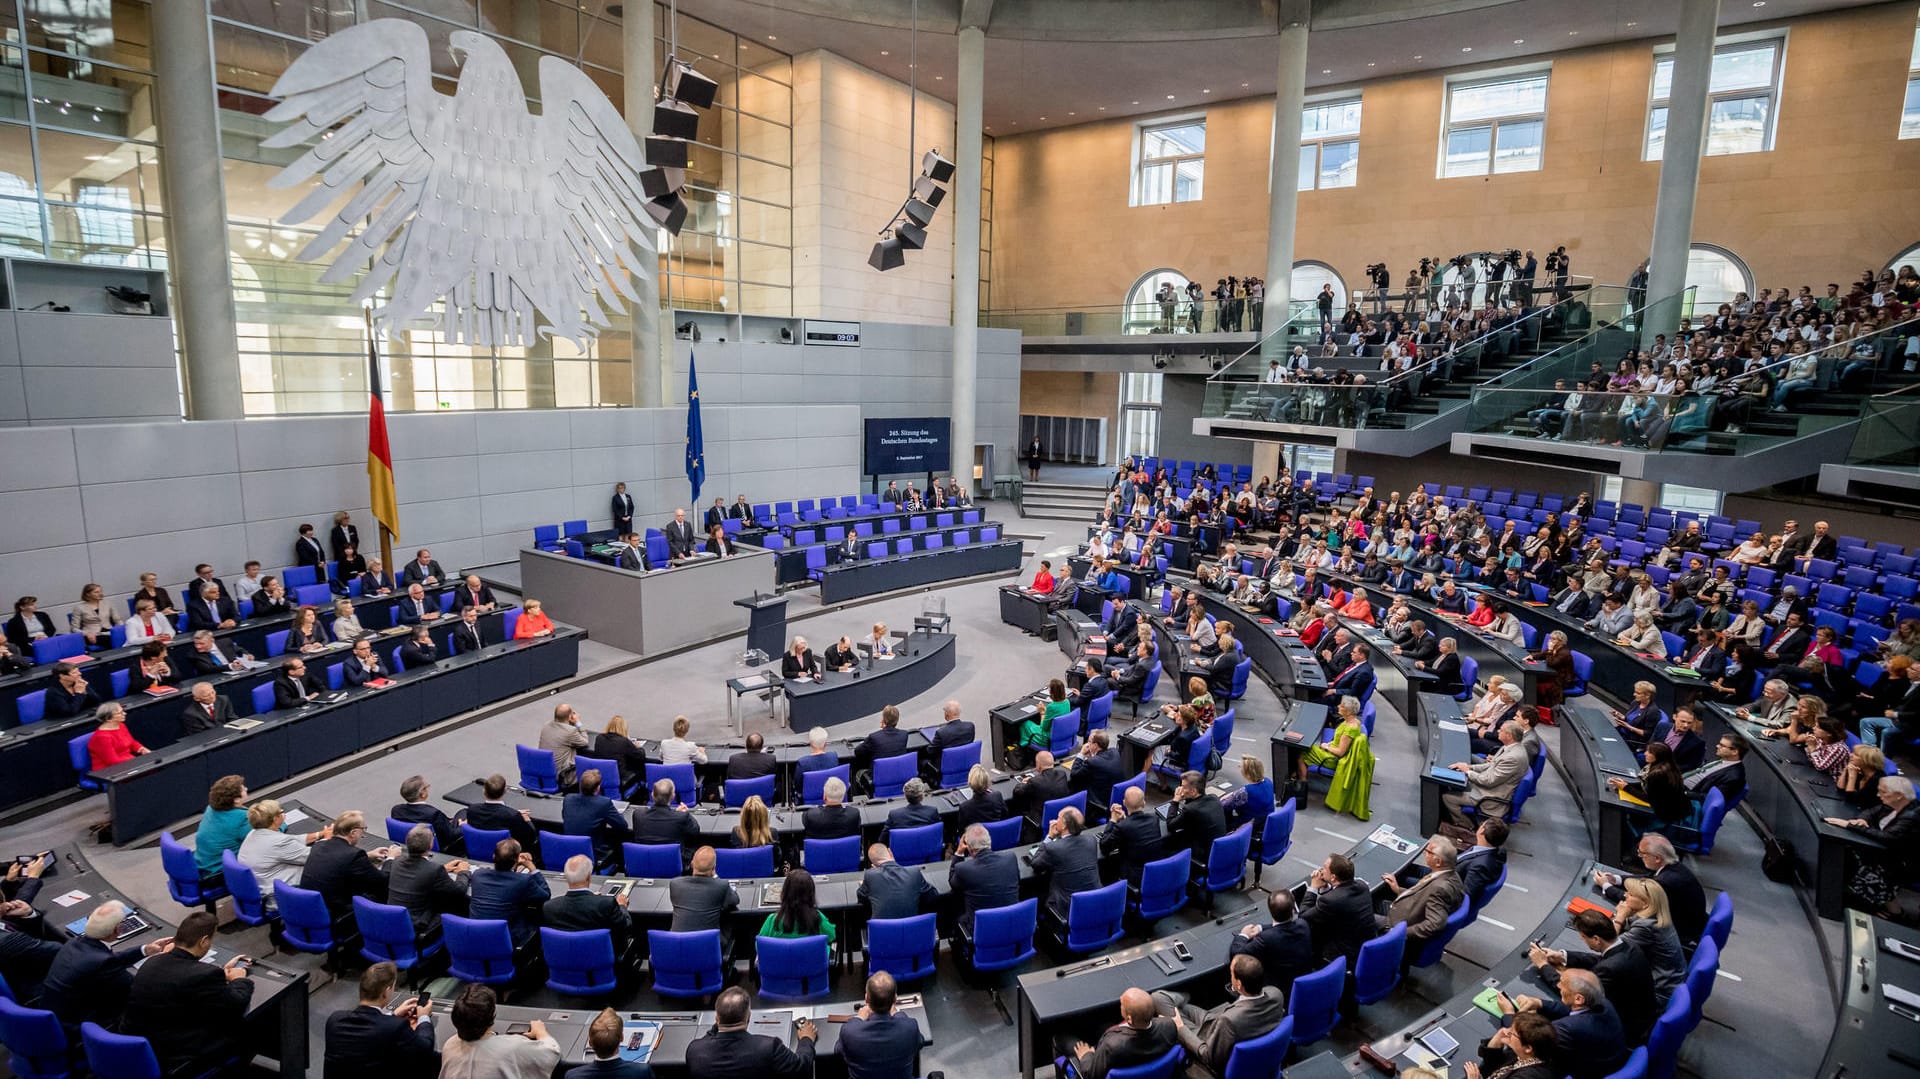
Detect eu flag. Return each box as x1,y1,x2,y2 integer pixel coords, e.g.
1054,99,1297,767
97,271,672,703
685,351,705,504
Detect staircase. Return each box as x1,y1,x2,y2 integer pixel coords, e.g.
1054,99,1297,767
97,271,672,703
1366,323,1581,430
1020,481,1108,523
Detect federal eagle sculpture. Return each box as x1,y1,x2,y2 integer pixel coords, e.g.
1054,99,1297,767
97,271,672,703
264,19,655,348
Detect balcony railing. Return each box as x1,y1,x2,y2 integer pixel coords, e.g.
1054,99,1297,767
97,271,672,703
1843,385,1920,470
981,299,1315,338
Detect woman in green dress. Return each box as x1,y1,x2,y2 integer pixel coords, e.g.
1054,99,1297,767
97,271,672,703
758,868,837,943
1296,694,1374,820
1019,678,1072,764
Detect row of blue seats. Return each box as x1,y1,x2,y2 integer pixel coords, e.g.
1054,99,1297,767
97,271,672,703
0,982,194,1079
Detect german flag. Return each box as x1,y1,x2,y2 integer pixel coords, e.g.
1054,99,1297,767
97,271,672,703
366,313,399,540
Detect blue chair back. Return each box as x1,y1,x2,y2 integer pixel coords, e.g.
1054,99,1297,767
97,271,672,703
443,915,516,985
67,733,100,792
461,825,512,857
803,836,861,874
0,997,71,1079
220,850,268,926
1201,824,1253,893
1455,654,1479,701
623,843,683,878
32,634,84,665
160,832,227,911
1408,895,1473,968
537,831,592,872
1289,956,1346,1042
1705,892,1733,953
1684,938,1719,1024
1645,986,1691,1079
802,765,852,806
533,524,561,550
1223,1017,1292,1079
1107,1046,1183,1079
516,744,560,794
81,1020,163,1079
724,773,776,808
868,914,938,982
1109,771,1150,814
1047,707,1081,756
972,898,1039,970
563,518,588,537
265,629,291,656
1257,800,1296,867
939,741,983,788
714,846,775,879
574,757,624,797
1469,863,1509,918
250,682,275,715
1603,1047,1649,1079
1210,708,1237,753
110,668,129,698
1039,790,1088,829
354,897,443,969
1085,691,1114,731
648,929,724,998
1227,657,1252,700
1133,849,1190,923
386,817,435,848
1064,881,1127,952
1677,786,1732,855
873,753,919,798
756,934,832,1000
981,815,1025,851
15,690,46,725
645,762,698,807
891,822,945,867
1353,922,1407,1004
541,927,618,995
272,882,335,954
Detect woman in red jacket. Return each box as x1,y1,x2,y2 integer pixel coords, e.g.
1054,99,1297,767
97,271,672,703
88,703,148,770
513,599,556,639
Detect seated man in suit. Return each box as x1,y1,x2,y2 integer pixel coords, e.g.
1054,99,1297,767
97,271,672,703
823,635,859,672
630,778,699,867
1444,720,1531,827
187,629,249,676
343,637,390,688
399,549,444,588
1493,968,1630,1079
399,625,438,670
614,532,650,571
385,826,471,937
1099,785,1163,886
704,497,729,532
467,839,550,948
1301,853,1378,965
950,823,1021,941
40,901,173,1030
883,778,942,841
1035,808,1113,922
838,973,922,1079
543,855,633,960
464,774,541,860
323,962,439,1079
1061,989,1179,1079
574,1007,656,1079
1396,619,1441,666
685,986,816,1078
854,704,913,786
1165,769,1228,863
1069,658,1112,720
727,731,779,786
802,777,864,840
180,681,235,733
120,911,254,1077
1318,641,1377,710
1070,730,1127,811
273,657,326,710
1153,953,1287,1078
451,574,496,613
858,844,937,920
1010,750,1073,825
1456,817,1510,900
1379,837,1467,953
1230,890,1316,996
187,584,238,631
668,846,740,957
299,811,394,917
564,769,633,869
448,605,487,655
729,495,757,525
389,774,462,854
395,583,439,626
1525,909,1657,1045
1684,734,1748,811
922,698,975,782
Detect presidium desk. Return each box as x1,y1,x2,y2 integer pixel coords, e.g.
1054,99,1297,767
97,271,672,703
519,544,778,660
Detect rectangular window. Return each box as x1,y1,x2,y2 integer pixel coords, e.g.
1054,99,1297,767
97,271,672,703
1904,18,1920,138
1645,38,1783,159
1120,372,1164,459
1441,72,1548,177
1133,118,1205,206
1298,97,1361,190
1598,478,1722,515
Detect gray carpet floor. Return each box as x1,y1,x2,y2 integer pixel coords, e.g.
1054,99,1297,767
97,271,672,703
0,515,1831,1079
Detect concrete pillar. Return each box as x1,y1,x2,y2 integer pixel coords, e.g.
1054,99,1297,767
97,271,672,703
625,3,663,408
1620,478,1661,510
1252,442,1283,484
1260,11,1309,359
951,25,985,491
151,0,242,419
1645,0,1720,336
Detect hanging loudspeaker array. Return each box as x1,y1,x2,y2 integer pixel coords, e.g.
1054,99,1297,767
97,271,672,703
640,58,720,235
870,149,957,272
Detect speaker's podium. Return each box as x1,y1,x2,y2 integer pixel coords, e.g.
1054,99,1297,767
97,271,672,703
734,592,789,657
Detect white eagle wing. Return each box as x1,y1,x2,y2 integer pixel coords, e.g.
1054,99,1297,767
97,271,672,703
535,56,657,343
261,20,443,316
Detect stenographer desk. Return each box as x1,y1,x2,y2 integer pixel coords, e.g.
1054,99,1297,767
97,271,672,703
816,540,1023,603
1820,911,1920,1078
89,626,582,842
780,630,957,730
1150,581,1330,701
1504,599,1711,714
9,842,311,1076
1416,691,1472,839
1557,700,1657,868
1321,572,1547,704
519,545,776,660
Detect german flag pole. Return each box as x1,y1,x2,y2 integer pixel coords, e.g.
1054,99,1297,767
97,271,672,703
365,307,399,575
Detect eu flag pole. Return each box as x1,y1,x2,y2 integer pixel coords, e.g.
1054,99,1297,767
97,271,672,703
685,350,705,504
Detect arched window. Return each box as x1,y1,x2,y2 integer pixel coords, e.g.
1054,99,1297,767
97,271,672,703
1684,244,1752,309
1884,243,1920,277
1291,261,1347,322
1122,267,1195,335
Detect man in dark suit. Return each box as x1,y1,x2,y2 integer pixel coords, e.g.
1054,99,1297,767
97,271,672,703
187,584,239,631
399,549,444,588
1496,968,1630,1079
1011,751,1074,825
40,901,172,1030
273,657,326,709
343,638,390,687
1070,730,1127,810
295,524,328,569
1064,989,1179,1079
664,508,698,561
300,811,394,917
467,840,550,948
631,778,699,864
465,774,540,856
669,847,740,937
323,961,439,1079
1761,611,1812,669
611,483,636,535
728,495,757,525
704,497,728,532
838,973,922,1079
575,1007,656,1079
185,564,228,602
1528,910,1656,1044
1456,818,1510,901
686,987,817,1078
451,574,496,613
922,699,975,782
1069,658,1112,718
395,583,438,626
187,630,247,675
1643,707,1707,771
727,732,779,782
385,826,471,936
180,682,235,733
545,854,633,959
802,777,864,840
854,704,913,779
1397,620,1440,665
1381,838,1468,953
397,625,438,670
1792,519,1838,572
882,779,942,842
564,768,633,868
859,843,937,920
449,605,487,655
329,514,360,563
1099,786,1163,886
1301,853,1378,964
951,823,1020,936
1598,834,1706,947
1230,890,1316,996
1319,642,1377,709
389,775,462,854
614,532,649,571
1032,806,1103,922
1684,735,1748,809
1683,626,1729,683
120,912,254,1077
1166,769,1228,863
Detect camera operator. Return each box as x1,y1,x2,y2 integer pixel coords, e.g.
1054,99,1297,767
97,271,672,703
1247,276,1265,333
1366,263,1390,316
1519,249,1538,306
1211,278,1231,332
1457,255,1477,308
1156,280,1178,332
1185,279,1204,333
1548,245,1571,301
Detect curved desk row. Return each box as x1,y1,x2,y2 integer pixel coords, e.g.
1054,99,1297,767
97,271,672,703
89,626,582,843
1820,911,1920,1079
1319,570,1548,704
766,517,993,585
0,606,533,814
1558,700,1668,869
1154,577,1330,701
815,540,1024,604
781,630,958,730
1500,598,1711,714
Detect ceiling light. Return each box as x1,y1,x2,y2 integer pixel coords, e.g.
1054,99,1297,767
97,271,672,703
934,74,943,79
1568,30,1579,35
1752,1,1764,5
1202,89,1211,93
1513,38,1525,44
1067,111,1075,115
1461,46,1472,52
1413,54,1423,60
1626,21,1637,26
1367,62,1376,67
880,50,889,55
766,35,776,40
1321,69,1331,74
1166,94,1175,99
1241,82,1250,88
1040,115,1047,120
1098,106,1106,110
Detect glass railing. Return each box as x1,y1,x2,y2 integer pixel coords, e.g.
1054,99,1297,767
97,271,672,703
1470,288,1693,396
1845,390,1920,468
980,299,1315,337
1462,387,1697,450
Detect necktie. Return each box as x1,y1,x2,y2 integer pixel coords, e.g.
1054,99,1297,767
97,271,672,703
205,704,215,720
